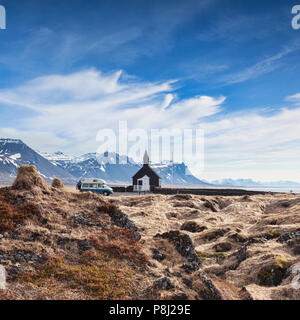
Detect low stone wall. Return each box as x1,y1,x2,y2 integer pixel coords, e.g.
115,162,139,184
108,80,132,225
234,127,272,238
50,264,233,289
112,185,271,196
112,185,133,193
153,187,270,196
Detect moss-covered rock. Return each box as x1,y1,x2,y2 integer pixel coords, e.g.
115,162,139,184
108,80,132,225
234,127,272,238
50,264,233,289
258,256,293,287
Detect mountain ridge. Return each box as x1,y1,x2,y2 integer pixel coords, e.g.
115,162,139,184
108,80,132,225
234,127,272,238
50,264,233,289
212,178,300,187
0,139,209,186
0,139,75,184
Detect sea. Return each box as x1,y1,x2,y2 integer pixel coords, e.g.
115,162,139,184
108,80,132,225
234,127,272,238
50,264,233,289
200,186,300,194
241,186,300,194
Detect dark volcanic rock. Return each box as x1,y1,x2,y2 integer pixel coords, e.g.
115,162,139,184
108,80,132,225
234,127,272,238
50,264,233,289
151,249,166,262
101,207,141,240
153,277,174,290
155,230,201,272
258,264,289,287
72,213,104,227
180,221,207,233
0,249,47,265
203,200,218,212
182,277,193,288
77,239,94,252
228,232,248,243
287,238,300,255
235,244,249,263
278,231,300,243
213,242,232,252
181,262,200,274
198,272,223,300
171,293,188,300
172,194,193,201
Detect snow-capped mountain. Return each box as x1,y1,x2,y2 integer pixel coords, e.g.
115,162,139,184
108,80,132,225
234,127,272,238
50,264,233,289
38,151,75,163
212,178,300,187
75,152,136,165
0,139,75,184
58,158,139,184
55,155,209,186
0,138,211,186
152,163,210,186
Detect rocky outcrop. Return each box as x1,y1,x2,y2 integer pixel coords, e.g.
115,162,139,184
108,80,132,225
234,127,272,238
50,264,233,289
155,230,201,272
153,277,174,290
278,230,300,243
180,221,207,233
99,205,141,240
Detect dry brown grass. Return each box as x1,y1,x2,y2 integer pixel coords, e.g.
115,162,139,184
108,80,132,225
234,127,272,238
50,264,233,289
51,178,64,189
98,202,118,214
18,251,133,300
2,166,300,300
12,165,50,192
90,226,147,267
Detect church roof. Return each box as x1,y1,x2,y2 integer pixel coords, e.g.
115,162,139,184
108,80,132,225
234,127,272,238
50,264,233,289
132,164,161,179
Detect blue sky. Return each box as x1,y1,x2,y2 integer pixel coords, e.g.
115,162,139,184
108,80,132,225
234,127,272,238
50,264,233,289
0,0,300,181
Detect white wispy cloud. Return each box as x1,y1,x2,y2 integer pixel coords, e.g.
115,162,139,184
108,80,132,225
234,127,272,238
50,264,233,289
218,47,297,86
286,93,300,104
198,107,300,181
0,68,223,152
1,68,300,182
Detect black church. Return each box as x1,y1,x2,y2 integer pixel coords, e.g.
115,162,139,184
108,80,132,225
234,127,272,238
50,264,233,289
132,151,161,192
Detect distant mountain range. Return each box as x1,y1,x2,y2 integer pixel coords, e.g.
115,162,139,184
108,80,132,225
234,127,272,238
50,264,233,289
2,138,299,188
211,178,300,187
0,139,75,184
0,138,209,186
47,151,210,186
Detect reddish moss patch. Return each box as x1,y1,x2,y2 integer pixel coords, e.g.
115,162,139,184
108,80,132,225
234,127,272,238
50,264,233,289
90,226,147,267
0,197,40,232
18,252,133,300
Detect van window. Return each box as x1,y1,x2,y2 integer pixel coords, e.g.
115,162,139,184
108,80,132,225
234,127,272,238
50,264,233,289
82,184,88,188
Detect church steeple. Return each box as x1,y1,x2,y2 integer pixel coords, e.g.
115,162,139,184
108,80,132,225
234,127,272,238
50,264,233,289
143,150,149,165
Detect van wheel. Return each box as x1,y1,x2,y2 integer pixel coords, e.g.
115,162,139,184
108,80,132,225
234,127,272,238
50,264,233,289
103,192,109,196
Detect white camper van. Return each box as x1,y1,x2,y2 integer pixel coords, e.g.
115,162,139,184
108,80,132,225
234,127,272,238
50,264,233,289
76,178,113,196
